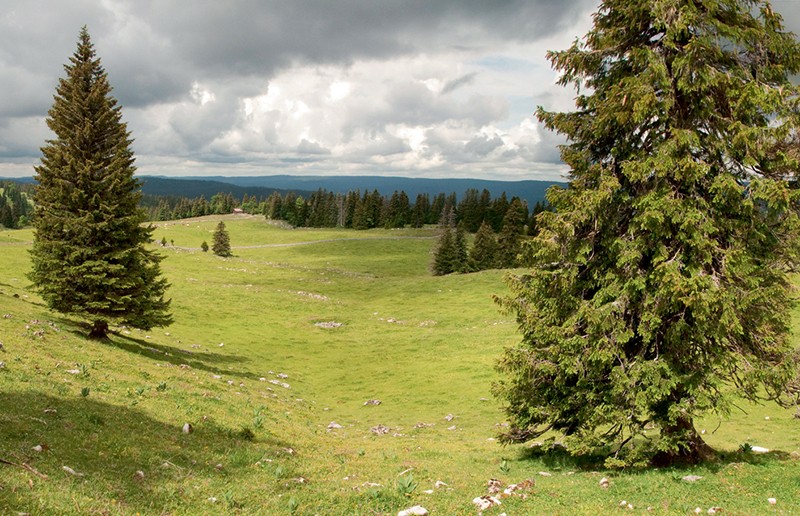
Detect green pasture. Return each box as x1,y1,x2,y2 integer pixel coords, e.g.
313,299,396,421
1,215,798,514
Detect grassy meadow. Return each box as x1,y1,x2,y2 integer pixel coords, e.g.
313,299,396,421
1,214,799,515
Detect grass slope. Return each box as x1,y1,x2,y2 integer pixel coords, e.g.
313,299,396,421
1,215,798,515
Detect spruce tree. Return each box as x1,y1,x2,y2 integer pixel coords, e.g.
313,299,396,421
29,27,172,339
469,221,498,271
495,0,800,465
212,221,232,257
496,198,526,268
431,206,460,275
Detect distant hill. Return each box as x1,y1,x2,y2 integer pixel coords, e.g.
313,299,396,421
177,175,563,206
137,177,308,200
0,175,565,207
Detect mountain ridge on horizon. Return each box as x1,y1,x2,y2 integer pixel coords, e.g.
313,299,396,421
1,174,564,207
166,174,563,206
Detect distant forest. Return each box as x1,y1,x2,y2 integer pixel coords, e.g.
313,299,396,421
0,177,552,234
0,181,34,229
143,187,550,234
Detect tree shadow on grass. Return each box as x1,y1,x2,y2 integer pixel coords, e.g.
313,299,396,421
109,333,270,382
0,391,297,514
49,315,270,382
517,441,796,474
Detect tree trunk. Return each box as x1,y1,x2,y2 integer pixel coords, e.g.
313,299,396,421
652,414,715,466
89,320,109,340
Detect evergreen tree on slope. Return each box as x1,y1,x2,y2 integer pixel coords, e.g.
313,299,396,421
495,0,800,465
29,27,172,339
212,221,232,257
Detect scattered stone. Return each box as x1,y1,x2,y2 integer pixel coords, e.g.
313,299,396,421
178,364,191,370
327,421,343,430
487,478,503,494
414,422,434,429
398,505,428,516
444,414,456,422
750,446,769,453
371,424,390,435
501,479,535,498
707,507,722,514
293,476,308,483
447,425,457,431
619,500,633,510
599,477,610,489
363,399,381,406
31,445,43,453
473,495,502,511
682,475,703,482
268,379,291,389
212,374,222,379
259,377,267,381
218,343,224,347
133,470,145,481
294,291,329,301
434,480,448,489
790,451,800,460
694,508,703,514
43,408,57,414
182,423,193,434
215,463,223,471
764,416,770,420
315,321,344,329
768,498,777,505
282,447,296,455
538,471,552,477
226,380,234,386
0,361,5,370
208,497,218,503
277,373,289,379
65,369,80,375
62,465,83,476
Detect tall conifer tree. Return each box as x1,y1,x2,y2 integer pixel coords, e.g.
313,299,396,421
29,27,172,339
495,1,800,465
212,221,232,257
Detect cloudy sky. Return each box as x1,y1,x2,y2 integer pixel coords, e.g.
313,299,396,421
1,1,799,181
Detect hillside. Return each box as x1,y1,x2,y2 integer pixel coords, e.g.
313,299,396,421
146,175,562,207
1,217,798,514
138,176,310,200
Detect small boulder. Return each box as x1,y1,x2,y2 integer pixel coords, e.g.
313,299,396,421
397,506,428,516
370,424,390,435
473,495,502,511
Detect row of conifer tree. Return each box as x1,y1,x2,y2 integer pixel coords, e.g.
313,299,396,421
0,181,34,229
144,187,549,233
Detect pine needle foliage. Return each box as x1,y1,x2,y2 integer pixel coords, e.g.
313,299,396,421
495,0,800,466
431,206,466,275
212,221,232,257
29,27,172,339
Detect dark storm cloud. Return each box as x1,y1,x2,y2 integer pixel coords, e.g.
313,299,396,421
133,0,595,76
441,73,479,95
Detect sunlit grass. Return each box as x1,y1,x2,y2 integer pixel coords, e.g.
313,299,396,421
1,215,798,514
